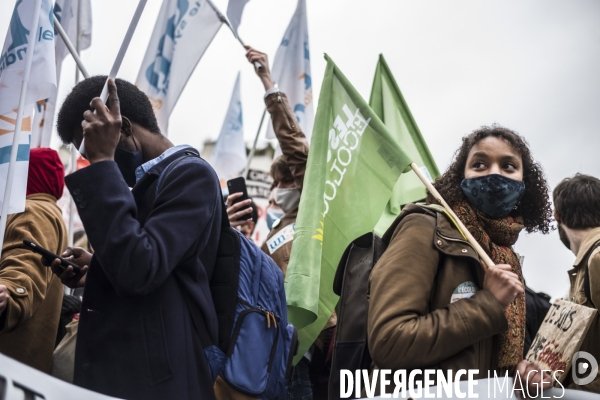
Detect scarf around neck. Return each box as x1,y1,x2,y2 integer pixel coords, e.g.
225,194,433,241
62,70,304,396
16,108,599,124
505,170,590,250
452,200,526,369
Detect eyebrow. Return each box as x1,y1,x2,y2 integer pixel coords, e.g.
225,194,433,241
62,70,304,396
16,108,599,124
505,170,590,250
470,151,520,162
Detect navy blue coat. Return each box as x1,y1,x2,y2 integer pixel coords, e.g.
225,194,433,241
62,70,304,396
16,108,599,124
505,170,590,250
65,147,221,400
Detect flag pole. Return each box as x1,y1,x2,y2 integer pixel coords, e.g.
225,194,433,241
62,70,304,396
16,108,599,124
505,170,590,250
53,15,90,80
0,0,44,258
67,0,85,249
79,0,147,156
242,107,267,178
205,0,262,70
410,162,495,268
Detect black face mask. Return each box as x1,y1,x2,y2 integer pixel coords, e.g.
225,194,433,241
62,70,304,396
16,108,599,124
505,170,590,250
113,136,143,187
557,223,571,250
460,174,526,219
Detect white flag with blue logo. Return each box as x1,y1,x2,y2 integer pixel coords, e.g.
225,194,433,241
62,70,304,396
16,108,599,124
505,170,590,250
0,0,57,116
31,0,92,148
0,0,57,214
226,0,249,39
266,0,314,142
136,0,224,135
211,72,246,182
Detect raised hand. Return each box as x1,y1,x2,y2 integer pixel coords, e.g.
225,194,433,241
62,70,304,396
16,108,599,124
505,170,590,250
81,79,122,164
244,46,274,91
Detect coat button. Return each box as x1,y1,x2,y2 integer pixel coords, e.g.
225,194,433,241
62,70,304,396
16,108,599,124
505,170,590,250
72,189,81,195
79,201,87,209
16,287,25,294
436,240,443,246
461,249,468,253
76,195,84,202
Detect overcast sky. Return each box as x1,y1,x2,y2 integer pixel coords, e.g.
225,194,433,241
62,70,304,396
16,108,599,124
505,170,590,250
1,0,599,299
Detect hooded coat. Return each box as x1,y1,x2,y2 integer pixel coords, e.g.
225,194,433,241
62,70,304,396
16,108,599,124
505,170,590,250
0,148,67,372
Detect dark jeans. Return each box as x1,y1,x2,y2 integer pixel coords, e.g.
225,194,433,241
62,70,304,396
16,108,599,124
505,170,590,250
287,357,312,400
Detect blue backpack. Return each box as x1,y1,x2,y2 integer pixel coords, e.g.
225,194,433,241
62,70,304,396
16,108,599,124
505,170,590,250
150,151,298,399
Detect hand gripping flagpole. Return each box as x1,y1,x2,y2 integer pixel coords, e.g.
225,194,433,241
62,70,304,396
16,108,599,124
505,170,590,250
0,0,44,258
410,163,495,268
78,0,148,157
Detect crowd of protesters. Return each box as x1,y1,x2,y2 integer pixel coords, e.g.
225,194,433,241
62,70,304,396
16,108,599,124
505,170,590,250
0,46,598,400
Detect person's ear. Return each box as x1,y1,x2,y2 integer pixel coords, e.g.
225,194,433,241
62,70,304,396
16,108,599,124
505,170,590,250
553,210,560,223
120,116,133,137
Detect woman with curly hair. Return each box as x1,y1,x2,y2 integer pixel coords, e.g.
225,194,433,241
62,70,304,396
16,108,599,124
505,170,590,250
367,124,554,394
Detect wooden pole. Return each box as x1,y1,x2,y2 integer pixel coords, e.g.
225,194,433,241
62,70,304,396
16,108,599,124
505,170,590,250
410,162,495,268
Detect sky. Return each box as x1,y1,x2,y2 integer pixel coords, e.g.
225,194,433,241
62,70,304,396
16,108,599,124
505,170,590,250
1,0,599,299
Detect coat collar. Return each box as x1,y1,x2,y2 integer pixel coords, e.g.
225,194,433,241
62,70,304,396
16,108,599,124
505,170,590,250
574,227,600,267
397,203,480,263
26,193,58,203
131,146,197,198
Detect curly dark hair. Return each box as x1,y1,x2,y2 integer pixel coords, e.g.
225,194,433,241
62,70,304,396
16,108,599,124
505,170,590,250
56,75,161,144
426,124,553,234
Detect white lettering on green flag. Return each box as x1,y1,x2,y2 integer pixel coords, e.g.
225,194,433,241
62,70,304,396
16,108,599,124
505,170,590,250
370,54,440,235
285,54,412,363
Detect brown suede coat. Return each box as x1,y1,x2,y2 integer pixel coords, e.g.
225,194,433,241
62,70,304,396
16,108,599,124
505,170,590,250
0,193,68,372
368,204,508,383
562,227,600,393
260,91,308,277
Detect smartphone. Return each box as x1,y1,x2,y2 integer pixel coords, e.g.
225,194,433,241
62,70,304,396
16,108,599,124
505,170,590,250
227,177,251,222
23,240,82,274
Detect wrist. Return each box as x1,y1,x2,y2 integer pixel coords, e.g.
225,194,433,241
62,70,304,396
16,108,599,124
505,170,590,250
261,76,274,91
88,156,114,164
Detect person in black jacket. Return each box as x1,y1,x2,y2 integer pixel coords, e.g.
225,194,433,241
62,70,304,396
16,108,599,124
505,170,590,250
50,77,222,400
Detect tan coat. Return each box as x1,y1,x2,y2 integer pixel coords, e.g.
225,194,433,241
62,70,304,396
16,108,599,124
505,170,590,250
562,227,600,393
368,204,508,382
0,193,68,372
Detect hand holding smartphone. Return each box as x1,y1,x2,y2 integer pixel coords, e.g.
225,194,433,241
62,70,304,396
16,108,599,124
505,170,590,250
227,177,251,222
23,240,82,274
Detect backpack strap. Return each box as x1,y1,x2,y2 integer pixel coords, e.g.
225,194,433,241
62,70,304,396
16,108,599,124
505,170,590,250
584,241,600,305
147,150,236,353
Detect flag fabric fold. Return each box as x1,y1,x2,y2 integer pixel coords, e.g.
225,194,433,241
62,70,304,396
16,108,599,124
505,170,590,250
267,0,314,142
370,54,440,235
211,72,246,182
226,0,249,39
31,0,92,148
0,0,57,213
136,0,223,134
285,54,413,362
0,0,57,116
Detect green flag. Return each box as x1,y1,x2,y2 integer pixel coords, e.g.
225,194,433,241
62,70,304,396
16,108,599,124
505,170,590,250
285,54,412,362
370,54,440,235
